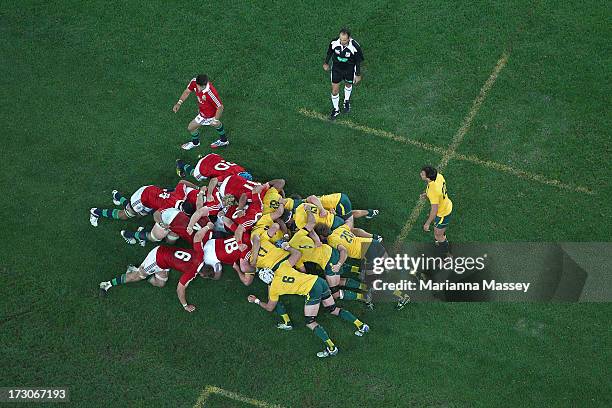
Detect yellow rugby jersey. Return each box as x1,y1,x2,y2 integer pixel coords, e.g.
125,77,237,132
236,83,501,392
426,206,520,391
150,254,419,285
426,174,452,217
255,239,289,268
268,261,318,301
262,187,282,215
294,203,335,229
252,214,284,241
319,193,341,210
288,229,333,269
327,224,371,259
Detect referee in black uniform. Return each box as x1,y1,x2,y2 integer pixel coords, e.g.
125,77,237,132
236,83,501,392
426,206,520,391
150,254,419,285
323,28,364,120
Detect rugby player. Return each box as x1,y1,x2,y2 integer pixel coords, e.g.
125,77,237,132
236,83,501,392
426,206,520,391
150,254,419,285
306,193,378,228
99,224,214,312
89,181,196,227
289,212,370,303
175,153,252,181
420,166,453,257
172,74,229,150
248,236,369,358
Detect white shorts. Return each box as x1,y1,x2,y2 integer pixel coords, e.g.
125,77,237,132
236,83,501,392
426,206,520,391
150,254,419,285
140,246,169,277
160,208,181,226
203,239,221,266
194,114,217,126
130,186,154,216
192,156,209,181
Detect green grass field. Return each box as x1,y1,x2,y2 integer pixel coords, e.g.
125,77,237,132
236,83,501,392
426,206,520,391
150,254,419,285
1,1,611,407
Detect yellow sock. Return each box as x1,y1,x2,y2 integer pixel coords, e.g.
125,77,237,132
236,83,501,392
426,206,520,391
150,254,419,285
354,319,363,329
281,314,291,325
351,265,359,272
325,339,335,348
356,293,364,300
359,283,367,290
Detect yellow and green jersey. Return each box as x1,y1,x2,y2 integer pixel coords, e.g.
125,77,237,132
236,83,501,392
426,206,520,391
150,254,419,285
268,261,318,301
294,203,335,229
252,213,284,242
262,187,283,215
255,239,289,269
288,229,333,269
426,173,452,217
327,224,371,259
319,193,342,210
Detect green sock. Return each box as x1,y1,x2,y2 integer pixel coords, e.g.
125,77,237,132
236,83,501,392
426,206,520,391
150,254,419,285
274,302,291,325
111,274,126,286
313,325,335,349
190,130,200,144
344,278,361,289
215,124,225,136
134,230,149,241
100,209,121,219
183,163,194,176
342,290,358,300
338,309,363,329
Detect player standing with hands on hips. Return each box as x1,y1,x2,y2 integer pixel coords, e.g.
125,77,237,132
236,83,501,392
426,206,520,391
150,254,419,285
173,74,229,150
323,28,364,120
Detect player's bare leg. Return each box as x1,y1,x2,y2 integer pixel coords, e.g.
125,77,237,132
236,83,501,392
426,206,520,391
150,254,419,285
148,270,168,288
329,82,341,120
351,227,383,243
352,209,379,220
181,120,203,150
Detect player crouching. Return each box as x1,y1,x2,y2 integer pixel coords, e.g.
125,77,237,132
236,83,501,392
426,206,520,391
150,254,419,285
247,241,369,358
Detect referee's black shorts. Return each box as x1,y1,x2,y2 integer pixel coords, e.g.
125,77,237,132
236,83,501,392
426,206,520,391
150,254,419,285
331,66,355,84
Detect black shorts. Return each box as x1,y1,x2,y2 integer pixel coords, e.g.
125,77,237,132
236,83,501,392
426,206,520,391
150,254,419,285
331,66,355,84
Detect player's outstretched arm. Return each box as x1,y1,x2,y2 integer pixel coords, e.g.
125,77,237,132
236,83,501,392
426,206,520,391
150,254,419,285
177,179,198,190
177,282,195,312
173,87,191,112
248,293,277,312
233,261,254,286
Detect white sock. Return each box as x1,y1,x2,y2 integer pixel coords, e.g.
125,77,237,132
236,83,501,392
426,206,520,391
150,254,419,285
344,86,352,101
331,94,339,111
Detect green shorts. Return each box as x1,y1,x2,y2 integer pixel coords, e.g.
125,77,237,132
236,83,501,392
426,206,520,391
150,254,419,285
434,213,452,229
331,215,345,231
305,277,331,305
336,193,353,219
291,199,304,212
364,240,386,262
324,248,341,276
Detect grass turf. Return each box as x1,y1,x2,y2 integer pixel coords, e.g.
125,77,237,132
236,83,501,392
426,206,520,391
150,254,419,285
1,1,610,407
